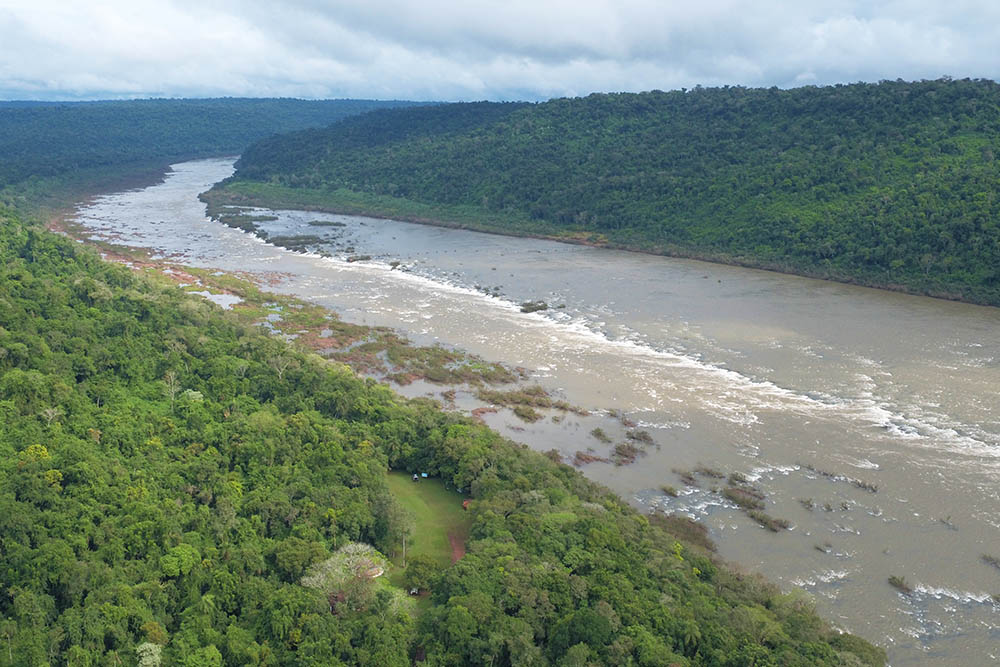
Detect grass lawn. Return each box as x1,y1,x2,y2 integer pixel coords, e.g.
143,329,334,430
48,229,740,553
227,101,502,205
385,471,471,579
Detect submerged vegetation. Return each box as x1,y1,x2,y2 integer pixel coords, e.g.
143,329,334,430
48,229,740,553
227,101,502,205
139,265,518,390
589,427,613,444
219,79,1000,306
888,575,913,594
722,486,766,511
519,300,549,313
662,467,793,534
718,475,791,532
800,462,879,493
612,441,644,466
747,511,793,533
475,384,588,419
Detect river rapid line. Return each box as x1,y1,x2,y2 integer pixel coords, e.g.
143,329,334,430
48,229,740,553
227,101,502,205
72,158,1000,666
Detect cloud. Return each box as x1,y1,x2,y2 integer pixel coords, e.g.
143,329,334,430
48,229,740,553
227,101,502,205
0,0,997,100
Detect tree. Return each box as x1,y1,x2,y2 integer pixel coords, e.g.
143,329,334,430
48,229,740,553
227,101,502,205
268,355,296,381
548,608,613,660
162,370,180,411
136,642,162,667
403,554,439,592
301,543,389,613
373,493,413,560
40,406,62,426
273,537,326,582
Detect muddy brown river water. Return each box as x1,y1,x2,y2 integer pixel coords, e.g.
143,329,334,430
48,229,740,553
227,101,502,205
73,158,1000,665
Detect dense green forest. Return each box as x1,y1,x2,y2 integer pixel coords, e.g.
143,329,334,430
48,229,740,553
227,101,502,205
219,79,1000,306
0,98,420,213
0,213,886,665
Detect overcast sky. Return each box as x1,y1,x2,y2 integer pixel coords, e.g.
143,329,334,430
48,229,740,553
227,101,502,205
1,0,998,101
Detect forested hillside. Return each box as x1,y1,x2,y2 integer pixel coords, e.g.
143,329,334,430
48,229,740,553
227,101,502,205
0,98,420,211
221,79,1000,305
0,212,886,664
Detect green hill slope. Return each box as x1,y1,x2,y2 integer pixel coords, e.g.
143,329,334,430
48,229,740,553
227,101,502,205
0,98,422,211
0,211,884,665
220,79,1000,305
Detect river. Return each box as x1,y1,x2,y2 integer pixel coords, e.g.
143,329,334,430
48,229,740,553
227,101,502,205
73,158,1000,665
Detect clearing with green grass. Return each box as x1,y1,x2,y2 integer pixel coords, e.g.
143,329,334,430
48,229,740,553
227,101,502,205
385,471,471,571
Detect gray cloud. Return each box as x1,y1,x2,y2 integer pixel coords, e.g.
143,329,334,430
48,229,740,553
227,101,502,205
1,0,998,100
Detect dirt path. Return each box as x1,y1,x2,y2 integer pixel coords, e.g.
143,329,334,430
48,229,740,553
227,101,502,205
447,531,466,563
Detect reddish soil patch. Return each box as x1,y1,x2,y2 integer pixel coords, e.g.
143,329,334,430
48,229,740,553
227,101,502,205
46,216,73,235
447,531,466,563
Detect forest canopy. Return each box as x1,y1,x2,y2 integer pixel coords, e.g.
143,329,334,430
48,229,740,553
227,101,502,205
0,98,422,212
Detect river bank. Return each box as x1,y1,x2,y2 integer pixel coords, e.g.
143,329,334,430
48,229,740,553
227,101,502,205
48,169,657,479
202,180,985,307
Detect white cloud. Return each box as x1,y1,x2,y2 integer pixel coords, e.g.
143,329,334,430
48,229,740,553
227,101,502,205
0,0,997,100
